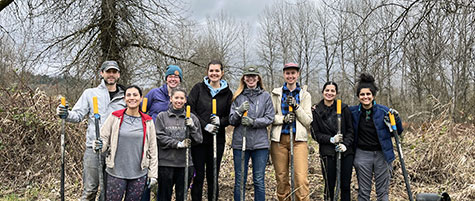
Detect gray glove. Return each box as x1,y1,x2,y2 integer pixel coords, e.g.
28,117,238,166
241,116,254,127
210,115,220,126
185,117,194,127
56,104,69,119
286,96,298,109
335,144,347,152
177,138,191,148
237,101,250,116
147,178,157,189
204,123,219,135
283,113,295,124
384,115,394,132
330,134,343,144
389,108,399,117
93,139,103,153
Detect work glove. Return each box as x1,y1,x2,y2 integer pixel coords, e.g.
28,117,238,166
56,104,69,119
335,144,347,152
204,123,219,135
147,178,157,189
389,108,399,118
185,117,194,127
330,134,343,144
384,115,394,132
241,116,254,127
283,113,295,124
210,115,220,126
237,101,250,116
93,139,103,153
286,96,299,110
177,138,191,148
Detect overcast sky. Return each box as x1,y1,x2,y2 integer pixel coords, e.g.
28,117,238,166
187,0,275,24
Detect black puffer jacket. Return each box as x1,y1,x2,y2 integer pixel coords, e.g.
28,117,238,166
188,81,233,145
311,100,354,157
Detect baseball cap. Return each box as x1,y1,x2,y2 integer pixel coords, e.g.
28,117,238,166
283,62,300,71
243,66,260,76
100,61,120,72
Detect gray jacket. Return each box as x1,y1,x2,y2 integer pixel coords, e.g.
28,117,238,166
65,80,126,147
229,87,274,150
155,107,203,167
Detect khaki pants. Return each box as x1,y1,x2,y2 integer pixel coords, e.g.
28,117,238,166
271,134,309,201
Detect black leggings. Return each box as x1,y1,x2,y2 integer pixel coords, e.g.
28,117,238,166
190,142,225,201
321,154,354,201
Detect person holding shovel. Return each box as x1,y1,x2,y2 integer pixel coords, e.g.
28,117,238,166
311,81,354,201
187,60,233,201
155,87,203,201
56,60,125,201
270,63,313,201
94,85,158,201
349,73,403,201
229,66,274,201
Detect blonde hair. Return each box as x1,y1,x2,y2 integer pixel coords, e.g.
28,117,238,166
232,75,266,102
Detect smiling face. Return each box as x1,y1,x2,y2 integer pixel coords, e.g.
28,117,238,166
170,91,186,110
358,88,374,109
100,69,120,85
244,75,259,89
166,74,181,89
125,87,142,110
323,84,337,102
207,64,224,83
283,68,300,85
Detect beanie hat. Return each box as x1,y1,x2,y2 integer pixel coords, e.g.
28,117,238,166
165,65,183,81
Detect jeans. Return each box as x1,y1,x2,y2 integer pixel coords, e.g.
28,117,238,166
354,148,392,201
81,147,106,201
233,149,269,201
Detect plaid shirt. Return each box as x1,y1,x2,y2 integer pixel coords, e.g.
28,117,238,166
281,83,301,135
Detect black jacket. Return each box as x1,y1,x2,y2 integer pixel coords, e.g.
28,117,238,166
311,100,354,157
188,81,233,144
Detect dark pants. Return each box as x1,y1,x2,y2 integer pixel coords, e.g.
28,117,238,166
106,173,146,201
191,142,225,201
158,166,193,201
321,154,354,201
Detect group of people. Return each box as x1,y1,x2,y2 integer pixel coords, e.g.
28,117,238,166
57,60,403,201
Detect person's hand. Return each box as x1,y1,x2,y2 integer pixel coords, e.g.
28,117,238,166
210,115,220,126
330,134,343,144
147,178,157,189
93,139,103,153
177,139,191,148
335,144,347,153
283,113,295,124
56,104,69,119
185,117,194,127
286,96,298,109
237,101,250,116
241,116,254,127
204,123,219,135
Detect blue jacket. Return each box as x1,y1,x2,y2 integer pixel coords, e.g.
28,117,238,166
144,84,170,121
349,103,403,163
